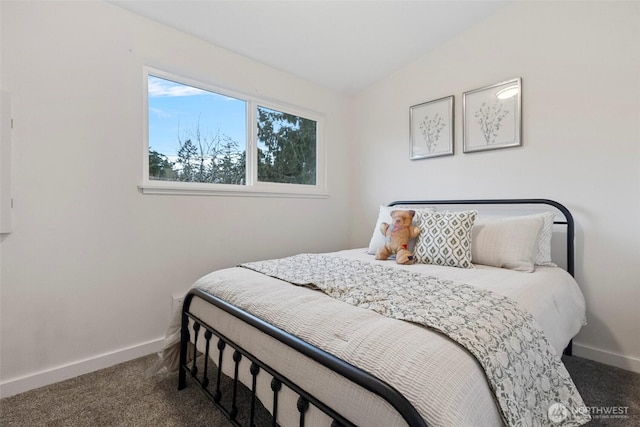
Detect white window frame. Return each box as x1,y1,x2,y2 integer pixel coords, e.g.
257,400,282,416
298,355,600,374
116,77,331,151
139,67,327,198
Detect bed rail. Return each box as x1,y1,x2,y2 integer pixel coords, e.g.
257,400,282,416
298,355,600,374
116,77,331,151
389,198,575,276
179,288,428,427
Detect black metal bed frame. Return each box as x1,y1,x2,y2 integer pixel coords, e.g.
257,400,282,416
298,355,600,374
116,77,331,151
178,199,576,427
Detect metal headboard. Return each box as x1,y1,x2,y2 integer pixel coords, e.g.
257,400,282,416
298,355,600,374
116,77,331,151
387,198,575,277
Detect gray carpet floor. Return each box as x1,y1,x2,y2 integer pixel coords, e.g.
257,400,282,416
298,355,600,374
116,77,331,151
0,353,638,426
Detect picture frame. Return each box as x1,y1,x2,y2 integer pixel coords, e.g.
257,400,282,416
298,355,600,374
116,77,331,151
463,77,522,153
409,95,454,160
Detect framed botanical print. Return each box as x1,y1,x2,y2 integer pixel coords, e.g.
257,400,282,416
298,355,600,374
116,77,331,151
410,95,454,160
463,78,522,153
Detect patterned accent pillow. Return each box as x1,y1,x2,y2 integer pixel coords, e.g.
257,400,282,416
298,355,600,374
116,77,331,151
534,212,557,266
414,210,477,268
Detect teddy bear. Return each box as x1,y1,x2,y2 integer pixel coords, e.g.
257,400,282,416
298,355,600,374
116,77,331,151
375,210,421,264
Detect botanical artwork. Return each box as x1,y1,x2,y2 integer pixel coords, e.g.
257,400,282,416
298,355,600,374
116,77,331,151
410,96,454,159
463,78,521,153
419,113,446,153
474,101,509,145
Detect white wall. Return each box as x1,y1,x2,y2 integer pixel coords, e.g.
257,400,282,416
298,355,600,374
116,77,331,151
2,0,639,398
350,1,640,372
0,1,351,395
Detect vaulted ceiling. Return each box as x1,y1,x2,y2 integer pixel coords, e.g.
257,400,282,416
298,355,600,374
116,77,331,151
110,1,505,94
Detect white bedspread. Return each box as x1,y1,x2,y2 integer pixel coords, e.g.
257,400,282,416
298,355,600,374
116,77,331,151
335,249,587,356
161,248,587,427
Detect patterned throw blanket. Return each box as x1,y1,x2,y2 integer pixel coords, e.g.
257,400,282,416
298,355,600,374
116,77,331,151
240,254,590,427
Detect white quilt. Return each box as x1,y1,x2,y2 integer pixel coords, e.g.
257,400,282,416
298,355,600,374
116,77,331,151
158,248,588,427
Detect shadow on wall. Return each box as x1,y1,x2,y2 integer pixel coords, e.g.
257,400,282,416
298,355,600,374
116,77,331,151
572,219,632,371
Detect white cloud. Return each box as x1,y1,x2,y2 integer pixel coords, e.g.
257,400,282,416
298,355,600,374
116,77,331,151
149,107,173,118
148,76,208,97
148,76,242,103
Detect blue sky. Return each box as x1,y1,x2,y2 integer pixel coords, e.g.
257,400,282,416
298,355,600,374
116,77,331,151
147,75,246,158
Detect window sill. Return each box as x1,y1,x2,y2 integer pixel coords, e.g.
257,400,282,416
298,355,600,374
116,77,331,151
138,182,329,199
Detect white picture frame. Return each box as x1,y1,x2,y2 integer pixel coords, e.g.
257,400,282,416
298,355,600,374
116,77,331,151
463,78,522,153
409,95,454,160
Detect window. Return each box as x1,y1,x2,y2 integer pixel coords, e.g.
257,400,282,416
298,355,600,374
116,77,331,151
142,68,326,197
147,75,247,185
257,106,316,186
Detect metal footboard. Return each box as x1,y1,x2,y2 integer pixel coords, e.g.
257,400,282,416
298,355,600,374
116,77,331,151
178,288,428,427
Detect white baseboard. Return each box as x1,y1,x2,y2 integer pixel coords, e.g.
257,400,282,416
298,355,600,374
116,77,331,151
0,337,164,399
572,342,640,374
2,338,636,399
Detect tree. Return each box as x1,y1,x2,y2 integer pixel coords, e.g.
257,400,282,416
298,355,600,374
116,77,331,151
148,148,176,181
257,107,316,185
171,122,245,184
149,108,315,186
212,138,245,185
176,138,199,182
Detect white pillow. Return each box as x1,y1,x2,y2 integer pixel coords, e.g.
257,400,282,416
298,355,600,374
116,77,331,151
471,215,545,272
414,210,477,268
366,205,435,255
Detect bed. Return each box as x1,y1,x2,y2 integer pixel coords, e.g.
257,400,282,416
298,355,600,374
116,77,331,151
153,199,591,427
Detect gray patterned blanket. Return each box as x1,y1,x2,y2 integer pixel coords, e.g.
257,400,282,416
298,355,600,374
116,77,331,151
240,253,590,427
